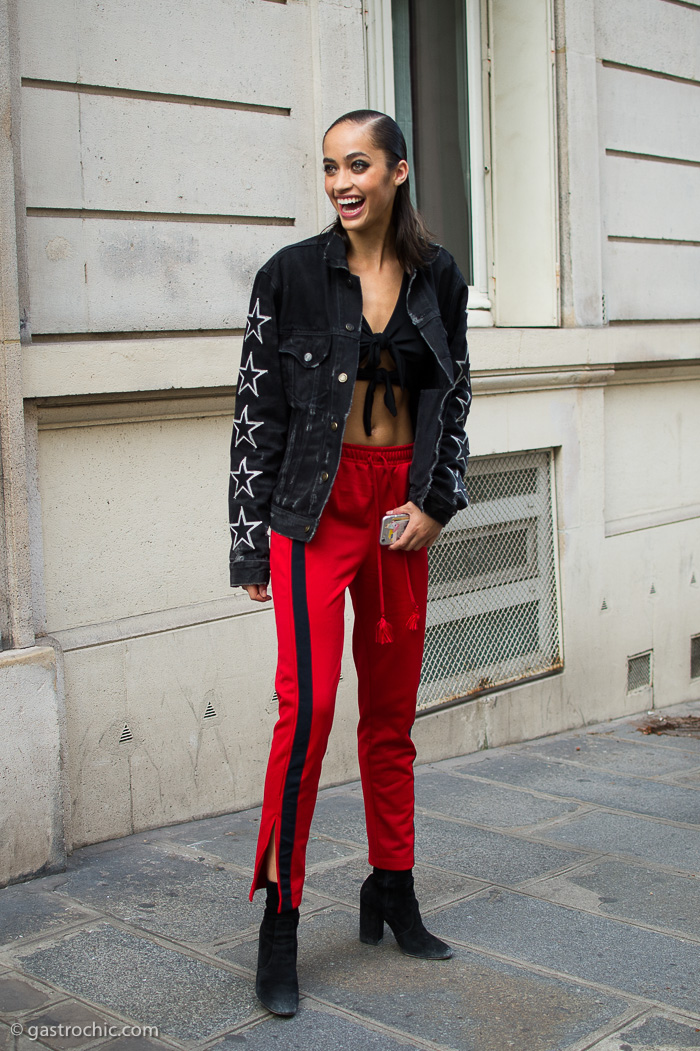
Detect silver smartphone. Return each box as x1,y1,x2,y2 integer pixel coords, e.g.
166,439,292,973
379,513,410,546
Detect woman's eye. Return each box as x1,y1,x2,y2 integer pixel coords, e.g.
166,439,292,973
323,164,336,175
352,161,369,172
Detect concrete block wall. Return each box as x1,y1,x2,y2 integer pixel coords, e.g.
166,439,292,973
1,0,698,876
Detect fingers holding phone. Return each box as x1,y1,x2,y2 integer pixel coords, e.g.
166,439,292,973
382,502,442,552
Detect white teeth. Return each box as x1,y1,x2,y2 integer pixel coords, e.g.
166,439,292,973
338,197,363,205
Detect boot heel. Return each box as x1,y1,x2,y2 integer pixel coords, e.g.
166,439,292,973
359,900,384,945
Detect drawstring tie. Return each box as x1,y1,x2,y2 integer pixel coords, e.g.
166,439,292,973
368,452,421,644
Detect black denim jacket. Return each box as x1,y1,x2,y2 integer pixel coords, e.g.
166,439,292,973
229,230,471,587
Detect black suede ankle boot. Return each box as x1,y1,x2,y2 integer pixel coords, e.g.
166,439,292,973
255,881,299,1016
359,867,452,959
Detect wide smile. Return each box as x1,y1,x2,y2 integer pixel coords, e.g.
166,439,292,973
336,196,366,219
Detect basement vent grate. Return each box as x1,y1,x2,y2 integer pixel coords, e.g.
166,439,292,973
418,450,562,711
691,635,700,680
119,723,133,743
204,701,217,719
627,651,652,693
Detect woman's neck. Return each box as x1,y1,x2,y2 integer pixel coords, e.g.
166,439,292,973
346,222,398,274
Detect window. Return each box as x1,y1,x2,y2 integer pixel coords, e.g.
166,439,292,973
365,0,492,324
392,0,473,282
418,450,562,711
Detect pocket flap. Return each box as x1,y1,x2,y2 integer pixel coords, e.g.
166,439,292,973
279,334,331,368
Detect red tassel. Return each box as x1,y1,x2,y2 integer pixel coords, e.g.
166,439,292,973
406,608,420,631
375,616,394,644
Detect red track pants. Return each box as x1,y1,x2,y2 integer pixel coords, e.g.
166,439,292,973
250,442,429,911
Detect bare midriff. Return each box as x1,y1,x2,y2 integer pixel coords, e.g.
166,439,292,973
342,347,414,446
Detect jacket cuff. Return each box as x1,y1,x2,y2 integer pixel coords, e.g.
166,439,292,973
422,491,454,527
230,559,271,588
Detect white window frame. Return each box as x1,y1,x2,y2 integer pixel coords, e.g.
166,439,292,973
363,0,494,327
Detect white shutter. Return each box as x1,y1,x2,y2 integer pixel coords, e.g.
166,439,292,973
488,0,560,326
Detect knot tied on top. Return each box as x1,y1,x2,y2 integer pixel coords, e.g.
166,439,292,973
355,271,430,438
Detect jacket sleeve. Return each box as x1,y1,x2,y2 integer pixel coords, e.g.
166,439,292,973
422,263,471,527
229,268,290,587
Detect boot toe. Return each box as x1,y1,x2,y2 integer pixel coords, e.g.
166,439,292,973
400,937,453,960
256,978,299,1016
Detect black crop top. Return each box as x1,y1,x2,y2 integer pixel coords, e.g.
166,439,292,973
356,272,432,436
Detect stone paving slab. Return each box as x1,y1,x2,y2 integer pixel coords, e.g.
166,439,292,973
47,843,266,945
17,999,128,1050
519,733,700,778
0,1022,52,1051
303,855,485,910
414,768,581,828
587,1010,700,1049
528,858,700,940
591,718,700,753
449,752,700,825
0,973,56,1017
675,768,700,786
16,924,263,1043
413,811,585,885
307,788,367,847
221,907,631,1051
213,1001,432,1051
153,807,362,873
0,888,93,948
534,810,700,873
434,889,700,1013
92,1040,172,1051
4,699,700,1050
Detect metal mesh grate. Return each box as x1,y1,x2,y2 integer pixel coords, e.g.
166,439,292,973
691,636,700,680
418,450,562,711
627,652,652,693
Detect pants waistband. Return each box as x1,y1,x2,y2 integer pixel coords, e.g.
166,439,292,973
340,441,414,465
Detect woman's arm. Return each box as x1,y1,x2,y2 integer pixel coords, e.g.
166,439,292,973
422,261,471,526
229,268,290,590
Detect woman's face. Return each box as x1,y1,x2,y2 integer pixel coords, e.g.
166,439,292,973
323,122,408,234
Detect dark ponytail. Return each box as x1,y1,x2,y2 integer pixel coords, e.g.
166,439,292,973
323,109,437,273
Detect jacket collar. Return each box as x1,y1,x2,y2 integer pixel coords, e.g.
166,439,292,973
323,228,351,270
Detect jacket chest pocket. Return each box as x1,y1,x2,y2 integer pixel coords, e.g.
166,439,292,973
279,334,332,409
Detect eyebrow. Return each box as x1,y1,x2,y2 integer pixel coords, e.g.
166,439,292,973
322,151,371,163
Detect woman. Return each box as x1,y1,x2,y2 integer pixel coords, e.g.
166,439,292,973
228,110,471,1016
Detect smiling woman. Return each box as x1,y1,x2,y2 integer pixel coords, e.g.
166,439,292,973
228,109,471,1017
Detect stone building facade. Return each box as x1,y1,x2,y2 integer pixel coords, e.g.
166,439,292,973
1,0,699,885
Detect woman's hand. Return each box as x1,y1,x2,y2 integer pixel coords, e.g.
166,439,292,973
243,584,271,603
386,501,442,551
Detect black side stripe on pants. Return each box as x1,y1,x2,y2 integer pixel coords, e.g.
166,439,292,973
278,539,314,911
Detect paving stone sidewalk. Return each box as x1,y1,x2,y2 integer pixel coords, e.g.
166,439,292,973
2,700,700,1051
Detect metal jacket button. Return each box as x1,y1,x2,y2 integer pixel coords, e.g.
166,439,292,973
321,471,329,482
345,322,354,331
338,372,348,383
303,352,312,362
330,421,338,431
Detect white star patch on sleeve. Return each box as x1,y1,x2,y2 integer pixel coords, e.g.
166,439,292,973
455,394,471,423
230,456,263,499
452,467,467,496
450,430,468,458
237,351,268,398
232,404,264,448
229,506,263,550
454,343,469,383
245,299,271,344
